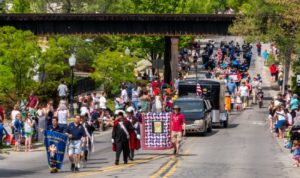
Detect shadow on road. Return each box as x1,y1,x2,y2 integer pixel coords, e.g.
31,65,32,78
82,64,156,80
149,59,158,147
0,169,34,177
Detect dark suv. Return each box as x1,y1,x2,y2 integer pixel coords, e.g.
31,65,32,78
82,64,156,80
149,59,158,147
174,97,212,136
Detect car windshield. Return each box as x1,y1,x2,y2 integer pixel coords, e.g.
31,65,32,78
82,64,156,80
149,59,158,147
175,100,204,113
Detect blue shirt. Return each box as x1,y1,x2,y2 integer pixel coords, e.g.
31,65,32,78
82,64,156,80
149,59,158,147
0,123,8,136
14,119,23,133
263,51,268,60
291,98,299,110
47,125,63,133
227,82,236,93
67,122,85,140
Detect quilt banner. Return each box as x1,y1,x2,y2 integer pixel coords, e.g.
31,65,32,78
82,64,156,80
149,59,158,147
142,113,172,150
44,130,68,169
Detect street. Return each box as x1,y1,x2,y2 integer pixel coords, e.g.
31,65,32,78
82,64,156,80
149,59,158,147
1,37,300,178
1,105,300,178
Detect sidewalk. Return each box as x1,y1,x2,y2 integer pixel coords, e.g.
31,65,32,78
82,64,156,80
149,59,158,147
252,43,299,168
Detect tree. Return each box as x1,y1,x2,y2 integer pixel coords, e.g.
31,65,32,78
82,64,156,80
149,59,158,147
12,0,31,13
91,49,137,96
0,26,40,103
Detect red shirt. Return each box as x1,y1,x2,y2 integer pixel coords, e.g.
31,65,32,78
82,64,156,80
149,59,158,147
27,96,39,108
0,106,4,120
171,113,185,132
153,87,160,96
270,65,277,74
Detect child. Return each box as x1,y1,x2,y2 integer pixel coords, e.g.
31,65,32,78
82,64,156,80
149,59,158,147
235,94,242,111
292,140,300,167
0,119,8,147
13,113,23,151
24,113,34,152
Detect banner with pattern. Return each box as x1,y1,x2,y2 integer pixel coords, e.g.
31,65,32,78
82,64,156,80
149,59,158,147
142,113,172,150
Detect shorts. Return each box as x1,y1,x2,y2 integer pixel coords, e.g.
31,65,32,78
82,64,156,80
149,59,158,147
271,73,276,77
171,131,182,143
68,140,81,155
14,133,21,144
24,132,33,138
278,80,283,86
293,155,300,160
275,120,286,129
241,96,248,103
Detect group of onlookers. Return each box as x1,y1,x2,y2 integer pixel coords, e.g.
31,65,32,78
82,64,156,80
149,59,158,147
268,91,300,167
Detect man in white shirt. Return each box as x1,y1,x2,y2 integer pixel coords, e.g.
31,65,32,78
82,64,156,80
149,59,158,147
99,92,107,110
57,81,68,99
251,77,261,104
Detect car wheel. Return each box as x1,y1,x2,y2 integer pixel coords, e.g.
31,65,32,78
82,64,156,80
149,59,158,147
207,119,212,133
200,122,207,136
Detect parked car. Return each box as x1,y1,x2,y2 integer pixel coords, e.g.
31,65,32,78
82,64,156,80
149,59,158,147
174,96,212,136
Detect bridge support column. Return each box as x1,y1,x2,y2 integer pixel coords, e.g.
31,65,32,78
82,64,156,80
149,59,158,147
164,36,179,84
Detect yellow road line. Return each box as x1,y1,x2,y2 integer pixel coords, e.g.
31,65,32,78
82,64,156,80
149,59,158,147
150,137,196,178
149,158,176,178
65,154,167,178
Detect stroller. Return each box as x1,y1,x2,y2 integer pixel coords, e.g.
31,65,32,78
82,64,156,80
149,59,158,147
290,125,300,152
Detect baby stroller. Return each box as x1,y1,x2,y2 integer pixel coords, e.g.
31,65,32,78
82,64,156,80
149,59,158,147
290,125,300,153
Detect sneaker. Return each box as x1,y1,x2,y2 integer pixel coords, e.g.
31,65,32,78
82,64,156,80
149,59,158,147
74,167,79,172
70,163,75,171
115,161,119,165
124,161,128,164
173,148,177,155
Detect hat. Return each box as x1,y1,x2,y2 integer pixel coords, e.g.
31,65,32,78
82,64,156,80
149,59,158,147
173,105,181,110
293,94,298,98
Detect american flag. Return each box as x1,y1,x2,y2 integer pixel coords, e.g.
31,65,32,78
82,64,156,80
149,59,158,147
196,83,202,96
142,113,172,150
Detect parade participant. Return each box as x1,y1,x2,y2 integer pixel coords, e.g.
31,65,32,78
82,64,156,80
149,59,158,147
112,112,133,165
45,100,54,128
80,116,95,168
239,82,249,109
67,115,86,172
41,117,63,173
171,105,186,155
126,107,141,161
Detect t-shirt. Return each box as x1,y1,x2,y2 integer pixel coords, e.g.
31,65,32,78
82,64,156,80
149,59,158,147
24,119,33,133
227,82,236,93
67,122,85,140
121,89,128,103
0,106,4,121
99,96,107,109
276,111,286,121
27,96,39,108
171,113,185,132
57,110,68,124
57,84,68,97
239,86,249,97
291,98,299,110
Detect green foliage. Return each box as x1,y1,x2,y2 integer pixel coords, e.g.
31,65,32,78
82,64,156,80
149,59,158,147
0,26,39,103
91,49,137,96
12,0,31,13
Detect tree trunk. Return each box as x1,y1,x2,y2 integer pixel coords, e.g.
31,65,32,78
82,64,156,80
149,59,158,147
283,48,292,93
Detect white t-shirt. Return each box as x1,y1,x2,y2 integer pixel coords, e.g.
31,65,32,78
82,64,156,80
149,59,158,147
121,89,128,103
58,110,68,124
24,119,33,133
11,110,20,124
99,96,107,109
276,111,286,121
155,96,162,109
239,86,249,97
57,84,68,97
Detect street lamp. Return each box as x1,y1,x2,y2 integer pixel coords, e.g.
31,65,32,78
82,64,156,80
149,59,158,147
68,54,76,116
